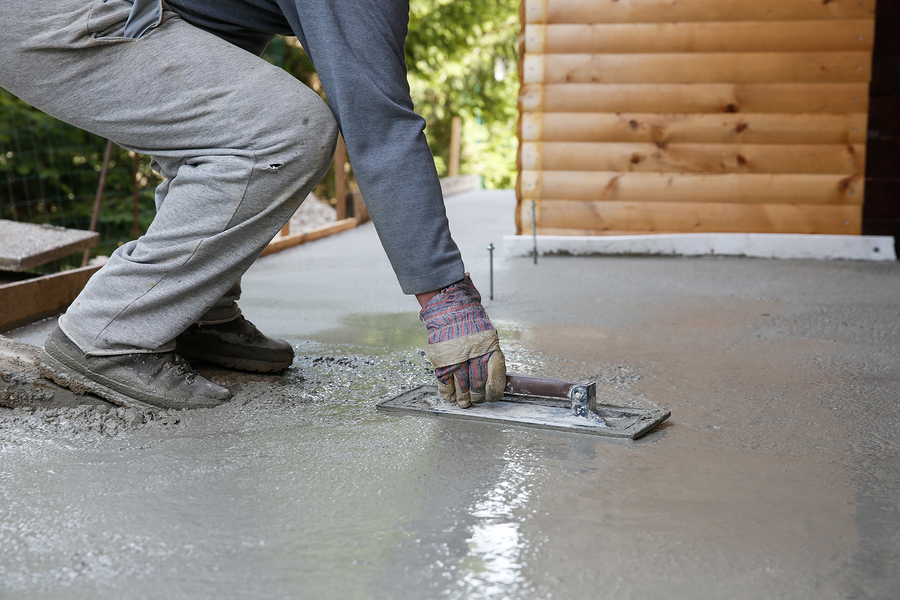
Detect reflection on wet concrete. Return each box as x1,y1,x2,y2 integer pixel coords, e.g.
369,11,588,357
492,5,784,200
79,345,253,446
310,312,427,350
459,448,534,597
2,190,899,599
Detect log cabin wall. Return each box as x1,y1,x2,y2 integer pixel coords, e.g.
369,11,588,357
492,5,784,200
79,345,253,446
516,0,876,237
865,0,900,239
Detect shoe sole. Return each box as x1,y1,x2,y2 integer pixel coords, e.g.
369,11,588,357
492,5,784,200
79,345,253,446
38,349,158,412
176,348,293,374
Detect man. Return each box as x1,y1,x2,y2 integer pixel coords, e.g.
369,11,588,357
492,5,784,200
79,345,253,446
0,0,505,411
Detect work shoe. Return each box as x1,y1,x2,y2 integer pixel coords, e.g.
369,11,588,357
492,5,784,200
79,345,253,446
175,316,294,373
39,326,232,411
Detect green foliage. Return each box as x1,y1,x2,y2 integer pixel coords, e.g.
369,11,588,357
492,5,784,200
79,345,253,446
0,90,159,266
263,0,521,190
406,0,520,188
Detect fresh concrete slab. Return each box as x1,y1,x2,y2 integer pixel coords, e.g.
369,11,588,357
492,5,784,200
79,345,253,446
1,189,898,600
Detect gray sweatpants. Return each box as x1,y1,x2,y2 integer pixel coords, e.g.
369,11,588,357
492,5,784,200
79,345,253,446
0,0,464,355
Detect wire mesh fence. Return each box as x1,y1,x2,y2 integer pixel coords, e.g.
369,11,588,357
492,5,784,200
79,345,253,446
0,90,159,272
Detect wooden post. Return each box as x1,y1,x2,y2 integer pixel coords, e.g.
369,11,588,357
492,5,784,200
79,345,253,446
449,116,462,177
82,139,114,267
334,134,347,221
132,153,140,239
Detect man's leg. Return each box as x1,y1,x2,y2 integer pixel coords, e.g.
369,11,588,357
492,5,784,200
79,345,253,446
148,168,294,373
0,0,337,406
166,0,466,295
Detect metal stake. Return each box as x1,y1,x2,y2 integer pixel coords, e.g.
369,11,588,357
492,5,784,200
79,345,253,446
531,200,538,265
487,243,495,300
82,139,114,267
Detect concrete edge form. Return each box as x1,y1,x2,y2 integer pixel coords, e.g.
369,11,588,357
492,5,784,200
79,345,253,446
0,335,113,410
504,233,898,261
0,263,104,331
262,218,359,257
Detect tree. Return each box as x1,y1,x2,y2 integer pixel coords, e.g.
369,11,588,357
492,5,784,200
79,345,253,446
264,0,520,189
405,0,519,188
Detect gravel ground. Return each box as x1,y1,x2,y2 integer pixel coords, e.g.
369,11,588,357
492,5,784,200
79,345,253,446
285,193,336,234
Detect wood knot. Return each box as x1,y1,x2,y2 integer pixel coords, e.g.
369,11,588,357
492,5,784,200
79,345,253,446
735,122,748,133
725,104,739,113
837,176,855,193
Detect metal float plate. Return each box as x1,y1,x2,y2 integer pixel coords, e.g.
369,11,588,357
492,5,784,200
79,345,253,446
377,385,670,440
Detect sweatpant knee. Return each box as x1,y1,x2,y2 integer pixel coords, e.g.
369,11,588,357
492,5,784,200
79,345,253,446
304,99,339,182
259,95,337,196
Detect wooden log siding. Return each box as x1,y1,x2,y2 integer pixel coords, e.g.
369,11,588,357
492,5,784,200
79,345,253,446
519,113,869,144
524,21,875,54
516,0,876,236
522,0,876,24
523,53,872,84
520,143,864,174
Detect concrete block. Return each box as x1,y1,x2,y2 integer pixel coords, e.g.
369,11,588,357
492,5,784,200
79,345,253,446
0,219,98,272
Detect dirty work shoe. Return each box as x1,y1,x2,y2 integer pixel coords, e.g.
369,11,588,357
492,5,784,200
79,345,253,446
175,316,294,373
39,326,232,411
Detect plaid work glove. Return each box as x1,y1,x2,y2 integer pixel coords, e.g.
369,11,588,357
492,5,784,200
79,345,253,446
419,275,506,408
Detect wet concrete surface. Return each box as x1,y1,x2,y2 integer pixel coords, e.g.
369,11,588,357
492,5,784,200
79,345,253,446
2,190,899,599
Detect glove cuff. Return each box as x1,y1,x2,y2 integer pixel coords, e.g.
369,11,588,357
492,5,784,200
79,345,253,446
425,330,500,369
419,275,482,322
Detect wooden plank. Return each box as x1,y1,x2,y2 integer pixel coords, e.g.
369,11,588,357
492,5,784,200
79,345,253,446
261,218,357,256
523,21,875,54
524,199,862,235
518,170,864,205
347,188,371,224
0,264,102,331
522,52,872,85
530,227,653,235
519,113,869,144
334,134,348,221
519,83,870,113
523,0,875,25
520,141,864,174
533,228,681,236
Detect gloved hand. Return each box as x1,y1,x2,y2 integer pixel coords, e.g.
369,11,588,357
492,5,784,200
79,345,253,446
419,275,506,408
